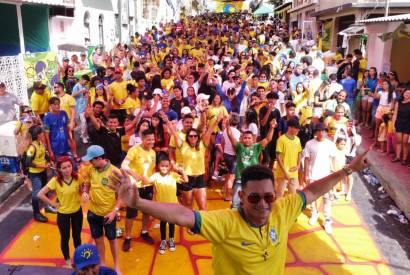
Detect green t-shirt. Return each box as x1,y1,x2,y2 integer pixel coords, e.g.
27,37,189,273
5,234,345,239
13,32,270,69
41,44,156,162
235,143,263,179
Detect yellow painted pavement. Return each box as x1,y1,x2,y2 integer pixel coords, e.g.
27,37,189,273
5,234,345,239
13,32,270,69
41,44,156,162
0,187,392,275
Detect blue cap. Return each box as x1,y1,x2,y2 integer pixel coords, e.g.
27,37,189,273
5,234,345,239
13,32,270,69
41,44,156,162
82,145,105,161
96,83,104,90
73,243,100,270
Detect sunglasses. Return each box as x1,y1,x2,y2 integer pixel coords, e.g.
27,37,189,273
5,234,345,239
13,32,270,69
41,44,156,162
188,134,198,138
244,192,275,204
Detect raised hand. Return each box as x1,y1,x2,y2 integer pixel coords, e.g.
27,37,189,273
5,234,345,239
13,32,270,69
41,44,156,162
109,169,139,209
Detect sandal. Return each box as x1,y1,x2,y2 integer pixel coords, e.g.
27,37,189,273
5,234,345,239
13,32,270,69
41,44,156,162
391,158,400,163
401,161,407,166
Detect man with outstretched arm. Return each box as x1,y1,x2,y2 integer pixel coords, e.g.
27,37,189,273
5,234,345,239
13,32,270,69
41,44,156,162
110,147,370,275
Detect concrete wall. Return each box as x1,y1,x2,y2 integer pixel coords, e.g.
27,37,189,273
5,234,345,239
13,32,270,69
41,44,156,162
390,36,410,82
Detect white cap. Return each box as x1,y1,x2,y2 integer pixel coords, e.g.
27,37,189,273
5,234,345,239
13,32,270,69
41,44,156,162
223,56,231,63
153,88,163,97
181,106,192,115
213,64,222,71
197,93,210,102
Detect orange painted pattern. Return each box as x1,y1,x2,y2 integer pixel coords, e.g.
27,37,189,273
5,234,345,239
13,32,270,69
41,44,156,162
0,187,392,275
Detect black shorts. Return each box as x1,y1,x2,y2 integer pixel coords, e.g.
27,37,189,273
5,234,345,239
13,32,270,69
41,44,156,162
87,210,117,240
177,175,206,192
223,153,237,174
126,185,154,219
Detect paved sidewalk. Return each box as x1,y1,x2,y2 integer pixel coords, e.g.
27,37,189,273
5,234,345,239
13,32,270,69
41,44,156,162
360,127,410,220
0,172,22,204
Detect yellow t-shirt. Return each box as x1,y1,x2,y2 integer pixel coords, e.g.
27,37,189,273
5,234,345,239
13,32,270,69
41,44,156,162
124,96,141,115
109,81,128,109
151,172,181,203
275,134,302,179
58,94,76,121
179,141,206,176
88,163,119,216
169,131,186,163
193,193,306,275
207,106,228,132
26,140,47,174
325,116,348,138
31,89,52,115
124,144,156,187
47,176,82,214
161,77,175,92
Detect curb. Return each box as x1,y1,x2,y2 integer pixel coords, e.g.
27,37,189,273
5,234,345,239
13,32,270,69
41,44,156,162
367,151,410,221
0,173,23,204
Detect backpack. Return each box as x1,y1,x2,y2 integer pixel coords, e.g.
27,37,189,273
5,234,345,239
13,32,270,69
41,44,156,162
21,144,36,175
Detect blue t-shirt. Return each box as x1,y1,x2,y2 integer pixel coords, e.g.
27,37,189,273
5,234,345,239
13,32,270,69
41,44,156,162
43,110,70,155
341,77,357,99
72,83,88,113
366,77,378,92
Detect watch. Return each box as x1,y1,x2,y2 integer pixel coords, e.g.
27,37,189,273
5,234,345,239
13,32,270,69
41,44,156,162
342,166,354,176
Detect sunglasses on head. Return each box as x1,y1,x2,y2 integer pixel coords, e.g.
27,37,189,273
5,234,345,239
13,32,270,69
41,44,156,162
245,192,275,204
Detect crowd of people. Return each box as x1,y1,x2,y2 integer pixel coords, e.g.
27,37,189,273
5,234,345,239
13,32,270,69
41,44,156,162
0,12,409,275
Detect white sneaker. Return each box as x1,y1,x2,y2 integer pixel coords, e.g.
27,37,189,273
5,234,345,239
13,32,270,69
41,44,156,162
159,240,166,254
308,212,319,226
81,137,89,144
212,172,220,180
168,238,176,252
324,219,333,234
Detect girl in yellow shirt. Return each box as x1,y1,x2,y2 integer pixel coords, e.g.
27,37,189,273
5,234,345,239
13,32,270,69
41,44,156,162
161,68,175,94
38,156,83,266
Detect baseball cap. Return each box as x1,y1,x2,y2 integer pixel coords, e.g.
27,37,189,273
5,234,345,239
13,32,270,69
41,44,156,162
73,243,100,270
197,93,210,102
313,122,327,132
96,83,104,90
82,145,105,161
114,68,123,75
181,106,192,115
153,88,163,97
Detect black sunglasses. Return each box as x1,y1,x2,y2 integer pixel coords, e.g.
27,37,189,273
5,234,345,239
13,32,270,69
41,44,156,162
244,192,275,204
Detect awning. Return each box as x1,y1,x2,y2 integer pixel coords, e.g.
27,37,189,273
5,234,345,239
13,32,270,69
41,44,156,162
82,0,113,11
254,4,274,16
338,24,365,36
357,13,410,24
22,0,74,7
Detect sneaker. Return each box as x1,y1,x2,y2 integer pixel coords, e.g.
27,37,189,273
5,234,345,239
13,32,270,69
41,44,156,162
141,232,155,245
168,238,176,252
122,238,131,252
44,205,57,214
308,213,319,226
159,240,167,254
212,172,219,180
324,219,333,234
34,213,48,223
345,193,352,201
64,259,72,267
187,228,195,235
81,137,89,144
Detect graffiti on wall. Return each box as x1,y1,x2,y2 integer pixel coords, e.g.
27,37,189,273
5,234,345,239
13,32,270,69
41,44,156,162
23,52,60,89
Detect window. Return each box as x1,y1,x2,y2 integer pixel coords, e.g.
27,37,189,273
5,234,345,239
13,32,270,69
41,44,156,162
84,11,90,46
98,14,104,46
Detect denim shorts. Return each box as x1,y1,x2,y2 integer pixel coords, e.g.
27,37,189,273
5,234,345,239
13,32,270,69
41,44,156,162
87,210,117,240
223,153,237,174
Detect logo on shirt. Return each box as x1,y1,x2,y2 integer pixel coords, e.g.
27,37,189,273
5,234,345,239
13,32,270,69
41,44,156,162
269,229,278,243
101,178,109,186
241,241,256,247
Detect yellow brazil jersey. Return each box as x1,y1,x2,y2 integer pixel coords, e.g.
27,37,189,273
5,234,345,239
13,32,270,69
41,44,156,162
124,96,140,115
275,134,302,179
207,106,228,132
161,77,175,92
192,193,306,275
47,176,82,214
58,93,76,121
124,144,156,187
26,140,47,174
169,131,186,163
109,81,128,109
88,163,119,216
358,58,368,82
31,89,52,115
151,172,181,203
179,141,206,176
325,116,348,138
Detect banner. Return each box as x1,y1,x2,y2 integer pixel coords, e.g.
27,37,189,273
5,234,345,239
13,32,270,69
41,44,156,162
321,19,333,52
207,0,250,13
23,52,59,89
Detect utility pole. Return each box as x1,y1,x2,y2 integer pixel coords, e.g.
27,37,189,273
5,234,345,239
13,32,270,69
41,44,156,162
385,0,390,17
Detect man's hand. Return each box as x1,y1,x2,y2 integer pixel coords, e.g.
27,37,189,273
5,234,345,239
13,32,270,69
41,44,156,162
81,192,89,203
348,146,371,173
109,169,140,209
104,210,117,224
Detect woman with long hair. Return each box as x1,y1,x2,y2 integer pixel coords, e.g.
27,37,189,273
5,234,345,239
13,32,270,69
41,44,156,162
292,82,309,114
314,80,330,117
207,94,228,132
242,108,259,142
37,156,83,266
361,67,378,128
374,80,396,142
151,112,170,158
392,85,410,165
62,66,77,95
129,119,151,147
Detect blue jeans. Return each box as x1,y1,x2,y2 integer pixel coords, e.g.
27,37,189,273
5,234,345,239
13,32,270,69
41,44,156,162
231,179,242,209
29,171,47,214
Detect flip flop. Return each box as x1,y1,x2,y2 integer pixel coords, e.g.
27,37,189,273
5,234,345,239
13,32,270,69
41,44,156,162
391,158,400,163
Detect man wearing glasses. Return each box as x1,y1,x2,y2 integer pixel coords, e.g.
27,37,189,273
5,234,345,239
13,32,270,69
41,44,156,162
110,148,369,275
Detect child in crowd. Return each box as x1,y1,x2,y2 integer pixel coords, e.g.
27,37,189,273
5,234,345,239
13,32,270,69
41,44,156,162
334,137,350,200
377,114,389,152
142,156,188,255
385,111,396,155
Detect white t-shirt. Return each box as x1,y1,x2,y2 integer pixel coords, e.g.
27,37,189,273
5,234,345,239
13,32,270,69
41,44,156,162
378,91,396,106
303,138,336,180
328,82,343,98
222,80,236,94
242,122,259,137
222,127,241,156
